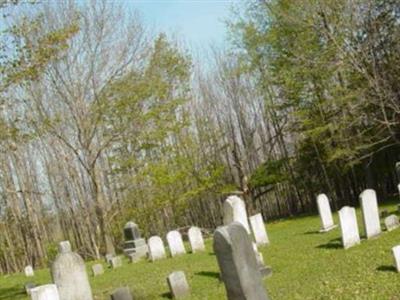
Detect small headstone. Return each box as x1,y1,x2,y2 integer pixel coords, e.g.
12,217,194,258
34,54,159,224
110,287,133,300
24,282,36,295
316,194,337,232
128,253,141,263
380,209,389,218
105,253,114,264
338,206,360,249
91,264,104,276
166,230,186,257
148,236,166,261
167,271,190,299
24,265,34,277
385,215,400,232
123,221,148,258
110,256,123,269
58,240,72,253
249,213,270,245
223,195,251,233
188,226,205,253
213,222,269,300
30,284,60,300
393,245,400,272
359,189,381,239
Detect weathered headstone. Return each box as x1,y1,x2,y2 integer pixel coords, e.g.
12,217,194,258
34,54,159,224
188,226,205,253
51,240,93,300
123,221,148,260
110,256,122,269
110,287,133,300
105,254,114,264
91,264,104,276
167,271,190,299
249,213,270,245
30,284,60,300
393,245,400,272
148,236,167,261
213,222,269,300
24,265,34,277
359,189,381,239
24,282,36,295
166,230,186,257
316,194,337,232
338,206,360,249
223,195,251,233
385,215,400,232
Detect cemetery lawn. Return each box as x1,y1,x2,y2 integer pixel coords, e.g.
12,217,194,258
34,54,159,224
2,200,400,299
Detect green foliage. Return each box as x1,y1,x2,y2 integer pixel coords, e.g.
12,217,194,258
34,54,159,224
250,158,287,189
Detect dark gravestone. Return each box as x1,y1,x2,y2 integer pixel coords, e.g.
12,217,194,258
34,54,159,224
213,222,269,300
123,222,148,260
124,222,141,241
110,287,133,300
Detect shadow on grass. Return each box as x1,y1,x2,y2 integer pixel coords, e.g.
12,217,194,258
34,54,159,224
376,265,397,273
195,271,220,279
316,237,342,250
160,291,172,299
304,230,320,235
0,285,25,300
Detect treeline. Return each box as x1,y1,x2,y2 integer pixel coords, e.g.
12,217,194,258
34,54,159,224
0,0,399,274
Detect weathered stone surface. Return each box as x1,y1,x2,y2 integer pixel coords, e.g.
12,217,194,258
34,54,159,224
148,236,166,261
213,222,269,300
385,214,400,232
393,245,400,272
249,213,269,245
30,284,60,300
51,241,93,300
110,256,123,269
223,196,251,233
188,226,205,253
24,282,36,295
124,222,141,240
359,189,381,239
91,264,104,276
24,265,34,277
167,271,190,299
110,287,133,300
316,194,337,232
123,222,148,258
338,206,360,249
167,230,186,257
105,254,114,264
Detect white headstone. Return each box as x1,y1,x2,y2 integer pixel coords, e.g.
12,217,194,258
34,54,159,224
148,236,166,261
359,189,381,239
30,284,60,300
110,256,122,269
167,271,190,299
249,213,269,246
393,245,400,272
188,226,205,253
316,194,336,232
385,215,400,232
166,230,186,257
91,264,104,276
24,265,34,277
338,206,360,249
223,195,251,234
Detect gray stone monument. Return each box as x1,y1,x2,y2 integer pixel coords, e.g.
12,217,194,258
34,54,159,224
167,271,190,299
249,213,270,245
385,215,400,232
359,189,381,239
24,265,34,277
188,226,205,253
91,264,104,276
166,230,186,257
223,196,251,233
123,221,148,260
148,236,167,261
338,206,360,249
213,222,269,300
110,287,133,300
51,240,93,300
30,284,60,300
393,245,400,272
110,256,122,269
316,194,337,232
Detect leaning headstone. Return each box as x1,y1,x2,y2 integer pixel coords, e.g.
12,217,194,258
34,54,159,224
24,282,36,295
110,287,133,300
166,230,186,257
223,195,251,233
110,256,122,269
148,236,166,261
359,189,381,239
167,271,190,299
249,213,270,245
385,215,400,232
24,265,34,277
188,226,205,253
51,240,93,300
123,221,148,260
30,284,60,300
91,264,104,276
316,194,337,232
393,245,400,272
338,206,360,249
213,222,269,300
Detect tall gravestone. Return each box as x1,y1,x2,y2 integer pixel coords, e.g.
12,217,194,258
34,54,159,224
223,196,251,234
213,222,269,300
51,241,93,300
167,230,186,257
123,222,148,260
338,206,360,249
30,284,60,300
359,189,381,239
188,226,205,253
392,245,400,272
316,194,337,232
249,213,269,246
148,236,167,261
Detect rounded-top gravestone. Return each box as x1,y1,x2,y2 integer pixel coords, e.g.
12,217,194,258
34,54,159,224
124,222,141,241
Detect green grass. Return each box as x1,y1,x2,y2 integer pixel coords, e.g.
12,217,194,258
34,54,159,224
2,200,400,299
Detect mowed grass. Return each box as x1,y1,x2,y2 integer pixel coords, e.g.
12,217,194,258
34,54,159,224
2,200,400,299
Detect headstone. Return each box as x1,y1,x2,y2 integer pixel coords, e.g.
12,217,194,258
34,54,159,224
24,265,34,277
30,284,60,300
359,189,381,239
188,226,205,253
110,256,122,269
223,196,251,233
123,221,148,260
167,271,190,299
316,194,337,232
105,254,114,264
385,215,400,232
338,206,360,249
91,264,104,276
110,287,133,300
213,222,269,300
249,213,270,245
51,240,93,300
148,236,167,261
393,245,400,272
166,230,186,257
24,282,36,295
